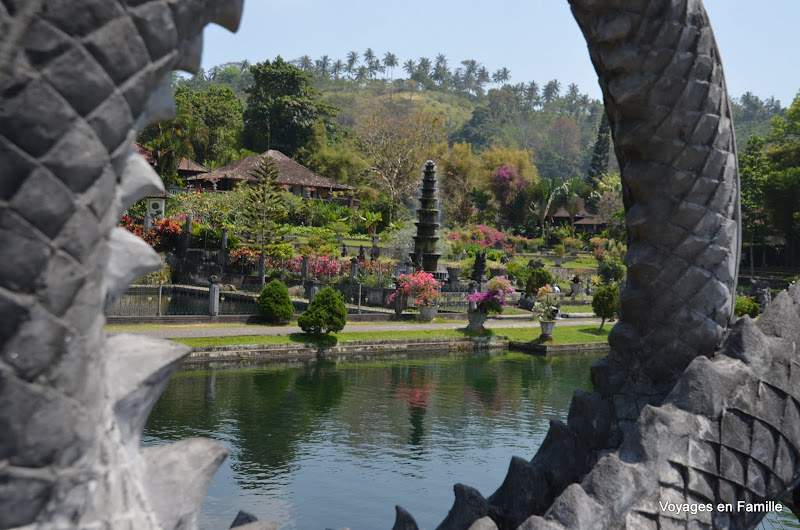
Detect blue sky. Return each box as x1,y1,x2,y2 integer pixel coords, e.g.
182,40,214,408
199,0,800,107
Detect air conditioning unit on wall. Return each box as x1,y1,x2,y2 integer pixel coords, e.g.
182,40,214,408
148,198,165,219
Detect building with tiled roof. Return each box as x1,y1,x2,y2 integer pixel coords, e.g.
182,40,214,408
186,150,356,200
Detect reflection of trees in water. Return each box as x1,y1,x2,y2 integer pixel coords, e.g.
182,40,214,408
145,354,599,493
385,366,434,447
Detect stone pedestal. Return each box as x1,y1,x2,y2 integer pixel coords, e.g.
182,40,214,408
209,276,220,316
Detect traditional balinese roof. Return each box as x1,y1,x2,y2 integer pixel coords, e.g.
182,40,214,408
134,142,155,165
177,158,210,174
188,150,356,191
551,197,592,219
134,142,209,176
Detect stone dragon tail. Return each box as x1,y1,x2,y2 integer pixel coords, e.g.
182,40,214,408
392,1,798,529
1,1,242,528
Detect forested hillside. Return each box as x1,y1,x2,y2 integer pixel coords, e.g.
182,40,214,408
148,55,793,260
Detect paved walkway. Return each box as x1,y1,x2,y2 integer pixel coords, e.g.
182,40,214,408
108,316,606,340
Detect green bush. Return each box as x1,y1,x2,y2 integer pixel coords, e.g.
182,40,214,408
735,296,760,319
298,286,347,334
257,280,295,324
598,259,626,284
190,224,239,250
525,268,554,297
592,284,620,330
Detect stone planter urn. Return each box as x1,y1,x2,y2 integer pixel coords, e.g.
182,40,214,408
553,257,564,267
539,320,556,336
489,267,507,279
447,266,462,283
570,282,582,295
467,311,489,332
418,305,438,322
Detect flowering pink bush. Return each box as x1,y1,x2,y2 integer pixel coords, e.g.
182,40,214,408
390,271,443,307
468,276,515,314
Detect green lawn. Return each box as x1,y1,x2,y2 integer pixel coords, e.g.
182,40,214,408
174,323,610,348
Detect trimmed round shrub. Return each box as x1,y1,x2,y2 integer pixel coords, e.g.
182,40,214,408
598,259,626,284
735,296,760,318
257,280,295,324
298,287,347,334
526,268,554,297
592,284,620,330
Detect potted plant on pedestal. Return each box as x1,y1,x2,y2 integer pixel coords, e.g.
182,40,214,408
390,270,442,321
553,244,566,267
533,285,560,338
467,276,515,332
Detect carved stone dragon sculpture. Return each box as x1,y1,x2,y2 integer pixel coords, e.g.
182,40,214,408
0,1,243,528
1,0,796,529
392,2,800,529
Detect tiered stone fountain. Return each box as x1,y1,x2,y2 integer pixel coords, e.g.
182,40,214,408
409,161,442,275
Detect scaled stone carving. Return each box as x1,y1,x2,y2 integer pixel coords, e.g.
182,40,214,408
0,1,242,528
393,1,791,529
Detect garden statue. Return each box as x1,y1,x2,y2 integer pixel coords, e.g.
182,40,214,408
472,251,488,283
358,244,366,261
341,242,348,257
2,0,798,529
371,244,381,261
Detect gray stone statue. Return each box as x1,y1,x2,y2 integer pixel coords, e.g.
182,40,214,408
0,1,245,528
393,1,796,529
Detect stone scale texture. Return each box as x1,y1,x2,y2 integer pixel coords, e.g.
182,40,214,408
0,1,242,528
391,1,796,529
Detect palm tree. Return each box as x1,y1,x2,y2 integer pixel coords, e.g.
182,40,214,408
543,79,561,104
363,48,376,67
367,58,383,79
383,52,398,80
560,177,592,228
331,59,344,79
317,55,331,78
435,53,448,70
346,51,359,78
295,55,313,72
417,57,432,78
525,81,541,108
529,177,566,234
476,66,490,94
355,65,368,83
403,59,416,78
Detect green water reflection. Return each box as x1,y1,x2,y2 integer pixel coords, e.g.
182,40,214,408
144,351,597,529
140,350,793,530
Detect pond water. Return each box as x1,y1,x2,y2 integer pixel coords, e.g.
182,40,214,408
143,351,596,529
142,351,798,530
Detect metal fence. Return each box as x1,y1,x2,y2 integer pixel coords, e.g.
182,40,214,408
110,284,257,316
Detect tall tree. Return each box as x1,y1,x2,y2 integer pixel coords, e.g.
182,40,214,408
402,59,416,78
173,84,244,166
382,52,398,80
242,57,338,157
331,59,344,79
316,55,331,78
363,48,376,68
529,177,565,235
543,79,561,103
139,110,208,186
356,109,445,222
738,134,770,274
296,55,313,72
345,51,359,77
586,111,611,187
240,157,288,289
524,81,540,108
